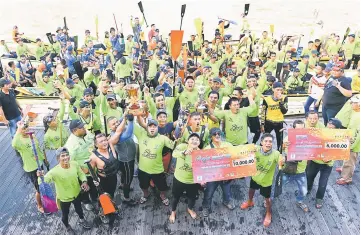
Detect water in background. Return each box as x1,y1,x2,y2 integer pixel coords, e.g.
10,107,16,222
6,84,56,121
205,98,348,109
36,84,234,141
0,0,359,47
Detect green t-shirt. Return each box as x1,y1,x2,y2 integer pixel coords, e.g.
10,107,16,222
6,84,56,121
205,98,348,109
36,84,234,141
44,101,69,149
247,89,261,117
145,95,176,122
173,144,194,184
115,58,134,78
125,41,136,55
178,88,199,113
84,71,101,87
42,161,87,202
263,60,277,75
298,61,308,77
336,101,352,128
16,44,30,58
204,141,233,150
236,58,247,74
64,131,95,171
35,45,47,61
12,134,44,172
252,146,280,187
215,104,256,145
134,124,174,174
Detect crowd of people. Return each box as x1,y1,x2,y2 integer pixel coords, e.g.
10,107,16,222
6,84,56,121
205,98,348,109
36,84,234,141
0,12,359,235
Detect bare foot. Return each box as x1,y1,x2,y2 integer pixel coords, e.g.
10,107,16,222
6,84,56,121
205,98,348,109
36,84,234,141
169,211,176,223
187,208,197,219
263,213,272,227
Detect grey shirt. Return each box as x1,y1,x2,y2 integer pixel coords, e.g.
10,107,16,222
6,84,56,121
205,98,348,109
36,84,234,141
110,131,136,162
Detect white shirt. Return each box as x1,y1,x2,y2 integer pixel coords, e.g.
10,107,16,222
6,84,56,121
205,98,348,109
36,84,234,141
310,74,327,99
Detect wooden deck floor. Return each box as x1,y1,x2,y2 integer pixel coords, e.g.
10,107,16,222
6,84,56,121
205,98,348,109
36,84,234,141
0,125,359,235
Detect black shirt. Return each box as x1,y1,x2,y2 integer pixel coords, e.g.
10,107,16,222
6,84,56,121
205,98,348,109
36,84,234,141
158,122,174,155
0,89,21,120
322,76,351,110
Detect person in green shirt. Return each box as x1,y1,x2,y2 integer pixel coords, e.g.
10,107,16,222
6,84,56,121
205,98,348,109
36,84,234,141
210,93,256,146
298,55,309,78
169,133,200,223
115,56,135,81
246,76,262,143
65,78,83,107
205,77,234,106
144,89,176,122
337,95,360,185
125,35,135,55
84,69,101,87
43,99,69,149
133,118,174,206
307,118,343,209
262,52,277,75
35,38,48,61
305,111,325,128
309,50,319,69
301,41,314,57
64,119,98,211
281,120,309,212
202,128,235,217
69,100,102,135
285,68,303,91
12,121,48,214
38,147,91,234
241,133,282,227
180,112,210,148
178,76,199,113
102,93,123,119
236,51,248,74
16,39,33,59
326,35,341,57
343,33,360,69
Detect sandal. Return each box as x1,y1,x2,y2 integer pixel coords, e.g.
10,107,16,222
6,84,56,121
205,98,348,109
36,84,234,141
296,202,309,212
140,194,150,204
161,197,169,206
315,199,323,209
336,178,352,185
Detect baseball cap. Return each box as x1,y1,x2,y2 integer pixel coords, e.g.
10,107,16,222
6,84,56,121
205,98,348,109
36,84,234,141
79,100,90,108
209,127,222,136
332,66,341,71
311,50,318,54
156,109,167,117
55,147,69,157
155,85,165,92
203,65,211,69
273,82,283,89
348,34,355,38
328,118,342,129
213,77,222,83
83,88,93,96
185,75,194,82
226,68,234,74
211,54,217,59
85,29,90,34
0,79,11,87
266,71,272,76
266,76,276,82
127,34,133,39
188,132,200,140
106,94,116,100
147,119,158,126
72,74,79,80
56,27,62,32
69,119,85,131
67,46,73,51
66,78,74,86
294,68,300,72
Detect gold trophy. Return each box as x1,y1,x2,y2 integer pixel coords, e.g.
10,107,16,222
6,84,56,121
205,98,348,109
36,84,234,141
126,84,144,116
197,85,207,110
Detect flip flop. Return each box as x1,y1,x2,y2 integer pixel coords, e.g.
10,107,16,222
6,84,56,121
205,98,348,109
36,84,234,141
315,199,323,209
296,202,309,212
140,194,150,204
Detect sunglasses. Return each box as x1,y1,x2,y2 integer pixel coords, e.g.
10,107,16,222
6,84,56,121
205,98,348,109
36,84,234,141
212,132,221,136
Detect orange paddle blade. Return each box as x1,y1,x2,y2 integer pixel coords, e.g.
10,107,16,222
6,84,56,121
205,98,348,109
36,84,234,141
99,194,116,215
171,30,184,61
178,70,185,81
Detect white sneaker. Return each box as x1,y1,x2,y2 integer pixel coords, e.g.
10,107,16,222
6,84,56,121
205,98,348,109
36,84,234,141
84,203,94,211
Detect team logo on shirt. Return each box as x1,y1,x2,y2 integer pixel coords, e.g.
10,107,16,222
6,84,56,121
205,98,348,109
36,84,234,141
179,163,192,172
143,149,157,159
230,124,242,132
143,140,148,146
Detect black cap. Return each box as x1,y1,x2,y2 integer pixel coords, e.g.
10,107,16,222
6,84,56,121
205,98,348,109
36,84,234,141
79,100,90,108
188,132,200,140
69,119,85,131
92,68,100,76
267,76,276,82
273,82,283,89
185,75,194,82
155,85,165,92
106,94,116,100
55,147,69,157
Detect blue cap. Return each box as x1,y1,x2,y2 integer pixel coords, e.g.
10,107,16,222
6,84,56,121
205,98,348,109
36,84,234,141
294,68,300,72
226,68,234,74
204,65,211,69
83,88,93,96
69,119,85,131
213,77,222,83
106,94,116,100
156,109,167,117
273,82,283,89
66,78,74,85
155,85,165,92
67,45,73,51
147,119,158,126
209,127,222,136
